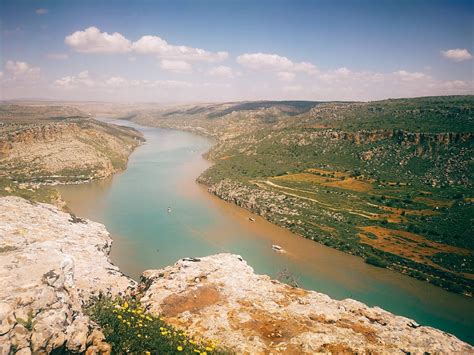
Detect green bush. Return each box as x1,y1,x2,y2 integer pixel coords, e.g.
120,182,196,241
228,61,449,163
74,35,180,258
365,255,388,268
87,296,225,355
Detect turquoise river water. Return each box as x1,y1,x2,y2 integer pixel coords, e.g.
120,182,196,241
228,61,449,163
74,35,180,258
56,118,474,344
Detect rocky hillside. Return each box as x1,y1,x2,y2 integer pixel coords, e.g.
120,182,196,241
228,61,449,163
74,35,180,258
0,104,144,205
0,196,472,354
0,196,135,354
118,96,474,295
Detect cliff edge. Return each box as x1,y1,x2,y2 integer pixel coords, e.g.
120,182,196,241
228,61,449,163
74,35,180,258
0,197,472,354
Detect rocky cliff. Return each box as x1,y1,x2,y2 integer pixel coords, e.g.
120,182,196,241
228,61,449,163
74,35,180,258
0,196,472,354
0,119,143,184
0,196,135,354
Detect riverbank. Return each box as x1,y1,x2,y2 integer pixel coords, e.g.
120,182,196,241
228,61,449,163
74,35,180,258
123,98,474,296
0,196,472,353
57,119,474,344
0,104,144,207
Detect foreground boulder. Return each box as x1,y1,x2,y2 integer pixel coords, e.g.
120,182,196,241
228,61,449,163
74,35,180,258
140,254,473,354
0,196,135,353
0,196,472,354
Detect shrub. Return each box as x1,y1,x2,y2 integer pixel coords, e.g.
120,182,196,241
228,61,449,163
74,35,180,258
87,296,224,354
276,268,300,288
365,255,388,268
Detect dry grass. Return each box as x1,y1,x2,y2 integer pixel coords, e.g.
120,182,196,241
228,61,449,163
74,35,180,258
306,168,348,178
323,178,373,192
274,169,373,193
274,172,337,184
414,196,455,208
358,226,471,274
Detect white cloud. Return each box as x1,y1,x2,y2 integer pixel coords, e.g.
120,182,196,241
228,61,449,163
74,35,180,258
64,27,228,63
393,70,428,81
65,27,132,53
53,71,196,92
208,65,235,79
35,8,48,15
441,48,472,62
334,67,351,76
292,62,318,75
104,76,128,88
236,52,318,76
46,53,68,60
54,70,94,89
132,35,228,62
141,79,194,89
5,60,40,80
436,80,473,91
277,71,295,82
237,53,293,71
160,60,192,73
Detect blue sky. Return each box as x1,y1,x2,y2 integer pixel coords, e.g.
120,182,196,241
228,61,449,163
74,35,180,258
1,0,473,102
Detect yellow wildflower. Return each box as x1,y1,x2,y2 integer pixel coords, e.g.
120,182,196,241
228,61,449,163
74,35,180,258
177,346,183,352
146,316,152,321
201,352,207,355
117,315,122,319
123,302,129,309
205,347,213,352
145,352,151,355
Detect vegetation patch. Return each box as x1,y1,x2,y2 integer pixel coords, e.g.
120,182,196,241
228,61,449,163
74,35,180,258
87,295,225,354
358,226,471,272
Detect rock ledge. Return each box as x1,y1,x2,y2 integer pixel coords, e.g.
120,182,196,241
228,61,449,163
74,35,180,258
0,196,472,354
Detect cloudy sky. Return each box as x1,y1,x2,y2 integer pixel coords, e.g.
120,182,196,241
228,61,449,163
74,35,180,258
1,0,473,102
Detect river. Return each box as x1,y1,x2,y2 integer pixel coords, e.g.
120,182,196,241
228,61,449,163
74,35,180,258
56,118,474,344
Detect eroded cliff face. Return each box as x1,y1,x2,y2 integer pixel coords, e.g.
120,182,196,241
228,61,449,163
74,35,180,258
0,197,135,354
0,119,143,184
0,197,472,354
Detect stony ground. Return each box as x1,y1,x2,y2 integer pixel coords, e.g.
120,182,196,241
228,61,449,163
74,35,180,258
141,254,473,354
0,196,472,354
0,196,135,354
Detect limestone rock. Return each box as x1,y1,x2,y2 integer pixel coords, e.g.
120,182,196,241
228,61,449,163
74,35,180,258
0,196,135,353
140,253,473,354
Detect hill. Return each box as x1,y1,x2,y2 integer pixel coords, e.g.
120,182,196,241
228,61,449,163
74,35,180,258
124,96,474,295
0,104,144,205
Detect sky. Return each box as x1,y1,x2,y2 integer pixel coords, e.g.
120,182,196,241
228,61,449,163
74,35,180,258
0,0,473,102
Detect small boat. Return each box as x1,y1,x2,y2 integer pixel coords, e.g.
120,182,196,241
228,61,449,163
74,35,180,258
272,244,283,252
167,207,172,213
248,217,255,222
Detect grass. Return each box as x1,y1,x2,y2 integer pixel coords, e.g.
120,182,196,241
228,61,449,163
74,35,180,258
0,177,62,205
87,295,227,355
195,97,474,295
